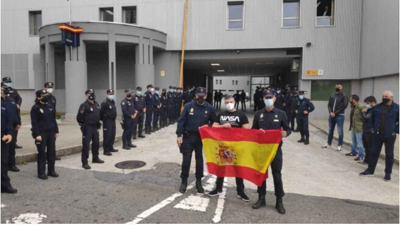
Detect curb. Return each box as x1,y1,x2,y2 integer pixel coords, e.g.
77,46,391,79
309,122,399,164
16,136,123,164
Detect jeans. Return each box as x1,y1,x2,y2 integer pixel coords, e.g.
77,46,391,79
328,114,345,146
351,130,365,159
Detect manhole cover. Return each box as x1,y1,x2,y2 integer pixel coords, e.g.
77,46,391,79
115,160,146,169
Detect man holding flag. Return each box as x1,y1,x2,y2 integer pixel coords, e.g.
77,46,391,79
252,90,291,214
176,87,217,194
208,96,251,201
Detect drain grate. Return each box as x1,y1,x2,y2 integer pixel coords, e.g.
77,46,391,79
115,160,146,169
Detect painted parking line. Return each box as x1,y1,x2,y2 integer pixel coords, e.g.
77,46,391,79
212,179,227,223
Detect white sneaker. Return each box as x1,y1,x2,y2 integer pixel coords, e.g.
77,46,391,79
337,145,342,151
321,144,331,149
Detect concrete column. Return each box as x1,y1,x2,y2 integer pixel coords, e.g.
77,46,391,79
108,33,116,91
135,37,155,88
45,36,55,87
64,40,87,120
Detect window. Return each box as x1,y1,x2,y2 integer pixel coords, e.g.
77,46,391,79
220,80,222,85
100,7,114,22
232,80,235,85
29,11,42,36
122,6,137,24
227,1,244,30
316,0,335,26
311,80,350,101
216,79,218,85
283,0,300,27
247,81,250,86
236,80,238,85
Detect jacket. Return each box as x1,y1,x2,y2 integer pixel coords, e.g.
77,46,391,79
369,102,399,137
350,102,366,133
327,92,349,115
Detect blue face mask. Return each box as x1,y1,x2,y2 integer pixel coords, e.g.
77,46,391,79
366,104,372,109
156,91,160,95
108,95,115,101
264,99,274,107
137,91,142,96
5,82,12,88
299,95,304,100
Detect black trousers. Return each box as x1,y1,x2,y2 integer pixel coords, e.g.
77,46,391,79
8,129,17,168
257,148,284,197
175,104,180,120
362,132,374,163
240,100,246,110
160,107,167,126
103,119,116,153
153,108,160,127
180,133,203,180
168,104,174,122
35,131,56,175
297,115,309,138
122,117,133,143
81,125,99,164
368,133,396,175
145,106,154,127
289,110,297,130
216,100,221,110
216,177,244,194
133,111,145,136
1,138,11,189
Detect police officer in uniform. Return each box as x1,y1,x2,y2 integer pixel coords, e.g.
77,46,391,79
77,89,104,169
2,77,22,150
1,83,17,193
168,86,175,124
31,89,59,179
252,90,291,214
176,87,217,194
253,86,260,112
160,88,168,128
100,89,118,156
43,82,61,160
153,87,162,131
183,87,191,105
256,88,265,110
145,85,155,134
133,87,146,139
290,87,300,132
295,91,315,145
174,87,181,121
274,87,286,110
121,89,137,150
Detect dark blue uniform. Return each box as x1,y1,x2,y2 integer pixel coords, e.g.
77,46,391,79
121,98,136,145
183,91,191,105
252,107,291,197
100,98,117,154
5,97,21,170
274,92,286,110
77,100,101,165
174,93,180,121
290,94,299,131
177,101,217,180
47,94,57,109
133,95,146,137
31,100,59,176
168,91,175,124
160,93,168,127
296,97,315,141
153,93,161,130
2,97,14,190
7,88,22,147
145,91,154,132
284,90,292,119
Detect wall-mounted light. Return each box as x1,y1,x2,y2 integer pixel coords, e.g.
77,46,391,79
217,70,225,72
211,63,220,66
306,42,312,47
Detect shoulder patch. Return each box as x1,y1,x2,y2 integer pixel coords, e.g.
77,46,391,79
122,102,125,105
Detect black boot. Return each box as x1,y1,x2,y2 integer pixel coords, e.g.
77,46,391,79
123,142,131,150
304,136,310,145
179,179,188,193
297,138,305,143
145,126,151,134
276,196,286,214
151,126,155,133
252,194,266,209
132,133,137,140
138,132,145,138
196,178,204,193
128,141,137,148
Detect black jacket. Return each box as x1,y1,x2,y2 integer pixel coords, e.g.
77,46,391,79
327,92,349,115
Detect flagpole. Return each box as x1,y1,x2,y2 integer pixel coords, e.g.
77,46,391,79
69,0,72,25
179,0,189,112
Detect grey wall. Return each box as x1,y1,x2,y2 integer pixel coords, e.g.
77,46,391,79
360,0,399,79
154,51,180,88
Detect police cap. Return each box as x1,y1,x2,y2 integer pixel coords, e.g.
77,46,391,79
2,77,12,83
85,89,95,95
136,86,142,91
147,84,154,89
44,82,54,88
299,90,305,95
106,89,114,94
36,89,48,97
263,90,275,98
155,87,160,91
196,87,207,97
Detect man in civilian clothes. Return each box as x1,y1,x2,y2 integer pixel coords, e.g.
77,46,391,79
360,96,377,165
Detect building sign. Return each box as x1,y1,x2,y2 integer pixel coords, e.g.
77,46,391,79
59,24,83,47
160,70,165,76
305,69,323,76
291,58,300,72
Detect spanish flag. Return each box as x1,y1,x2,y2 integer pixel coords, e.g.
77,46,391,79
199,127,282,186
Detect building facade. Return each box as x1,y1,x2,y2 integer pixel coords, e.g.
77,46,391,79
1,0,398,119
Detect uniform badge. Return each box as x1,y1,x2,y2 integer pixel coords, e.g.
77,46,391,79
40,108,44,113
260,113,264,119
122,102,125,105
205,111,208,114
136,97,138,101
189,108,194,115
109,106,112,109
90,107,93,111
80,107,85,114
275,115,278,118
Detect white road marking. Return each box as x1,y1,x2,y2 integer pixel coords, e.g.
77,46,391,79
8,213,47,224
212,178,228,223
174,195,210,212
126,179,199,224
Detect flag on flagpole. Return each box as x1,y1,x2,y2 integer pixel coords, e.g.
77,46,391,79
199,127,282,186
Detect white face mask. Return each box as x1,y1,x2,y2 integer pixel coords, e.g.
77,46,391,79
226,103,235,111
47,88,53,93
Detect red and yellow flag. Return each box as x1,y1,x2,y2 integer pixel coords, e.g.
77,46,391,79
199,127,282,186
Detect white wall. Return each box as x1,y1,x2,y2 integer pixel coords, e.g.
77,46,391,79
213,76,250,96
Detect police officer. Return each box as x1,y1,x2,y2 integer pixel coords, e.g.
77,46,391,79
133,87,146,139
290,87,300,132
31,89,59,179
168,86,175,124
44,82,61,160
217,90,223,110
256,88,265,110
176,87,217,194
183,87,192,105
295,91,315,145
100,89,118,156
160,88,168,128
2,77,22,149
190,86,196,102
1,83,17,193
145,85,155,134
153,87,162,131
233,90,241,110
254,86,260,112
175,87,181,121
252,90,291,214
274,87,286,110
121,89,137,150
77,89,104,170
284,84,292,122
